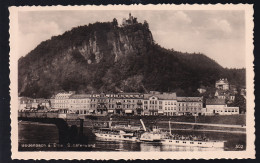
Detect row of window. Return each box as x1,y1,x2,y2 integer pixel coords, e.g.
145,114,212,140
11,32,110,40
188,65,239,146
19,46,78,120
178,103,202,106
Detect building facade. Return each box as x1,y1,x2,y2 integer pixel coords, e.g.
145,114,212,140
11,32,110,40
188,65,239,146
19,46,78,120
143,92,177,116
177,97,203,116
20,91,242,116
68,94,91,114
205,98,239,115
215,78,229,90
54,91,75,113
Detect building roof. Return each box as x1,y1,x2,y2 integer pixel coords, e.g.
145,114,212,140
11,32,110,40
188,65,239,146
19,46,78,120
144,93,177,100
216,78,229,84
206,98,226,105
177,97,203,102
69,94,91,99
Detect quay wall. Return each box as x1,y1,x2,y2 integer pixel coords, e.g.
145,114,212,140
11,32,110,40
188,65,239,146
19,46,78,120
18,112,246,133
86,114,246,125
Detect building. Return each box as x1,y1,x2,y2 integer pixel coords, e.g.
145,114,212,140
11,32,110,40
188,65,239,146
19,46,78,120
215,78,229,90
122,13,137,26
214,90,235,103
143,92,177,116
205,99,226,115
197,88,206,94
54,91,75,113
19,97,33,110
19,97,51,111
197,86,206,94
68,94,91,114
177,97,203,116
115,93,143,115
240,88,246,97
205,98,239,115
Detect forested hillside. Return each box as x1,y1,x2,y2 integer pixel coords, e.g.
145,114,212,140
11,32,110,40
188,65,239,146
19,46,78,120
18,19,245,98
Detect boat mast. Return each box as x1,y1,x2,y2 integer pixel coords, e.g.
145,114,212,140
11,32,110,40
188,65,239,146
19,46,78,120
140,119,147,131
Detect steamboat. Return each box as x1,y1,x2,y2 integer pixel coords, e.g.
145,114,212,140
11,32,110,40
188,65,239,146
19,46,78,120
92,119,226,148
139,119,166,142
92,120,142,142
160,121,225,148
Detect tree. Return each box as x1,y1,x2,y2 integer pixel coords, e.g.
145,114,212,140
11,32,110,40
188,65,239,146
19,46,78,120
144,20,149,29
112,18,118,27
230,94,246,113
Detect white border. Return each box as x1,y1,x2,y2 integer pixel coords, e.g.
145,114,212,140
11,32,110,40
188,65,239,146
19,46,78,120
9,4,255,160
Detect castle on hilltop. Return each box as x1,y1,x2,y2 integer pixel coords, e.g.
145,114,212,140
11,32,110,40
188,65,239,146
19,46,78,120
122,13,138,26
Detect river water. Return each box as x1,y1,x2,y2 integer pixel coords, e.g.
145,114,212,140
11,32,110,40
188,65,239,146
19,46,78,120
18,121,246,151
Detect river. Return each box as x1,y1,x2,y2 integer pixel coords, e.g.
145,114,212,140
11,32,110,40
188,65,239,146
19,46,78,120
18,121,246,151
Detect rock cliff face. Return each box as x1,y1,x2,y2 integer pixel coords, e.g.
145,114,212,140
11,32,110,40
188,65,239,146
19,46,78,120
18,20,245,98
18,22,154,97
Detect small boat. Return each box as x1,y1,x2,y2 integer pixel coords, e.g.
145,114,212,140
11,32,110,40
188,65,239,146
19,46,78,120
111,124,142,131
160,121,225,148
93,128,140,142
92,119,140,142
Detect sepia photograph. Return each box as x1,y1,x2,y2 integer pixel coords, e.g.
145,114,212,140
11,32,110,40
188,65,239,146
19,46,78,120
9,4,255,159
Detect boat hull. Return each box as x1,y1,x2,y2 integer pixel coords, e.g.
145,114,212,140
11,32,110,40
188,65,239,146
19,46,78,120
94,133,139,142
161,139,225,148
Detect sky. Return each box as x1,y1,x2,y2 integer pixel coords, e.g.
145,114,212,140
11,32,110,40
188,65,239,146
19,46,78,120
18,10,245,68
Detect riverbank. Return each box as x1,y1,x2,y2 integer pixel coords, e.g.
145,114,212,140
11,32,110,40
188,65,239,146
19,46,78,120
81,114,246,133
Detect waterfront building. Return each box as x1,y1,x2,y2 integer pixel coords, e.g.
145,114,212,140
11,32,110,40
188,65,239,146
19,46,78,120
115,93,143,115
19,97,51,111
215,78,229,90
19,97,33,110
68,94,91,114
105,94,117,114
54,91,75,113
205,99,226,115
143,92,177,116
89,94,98,114
205,98,239,115
95,93,109,115
177,97,203,116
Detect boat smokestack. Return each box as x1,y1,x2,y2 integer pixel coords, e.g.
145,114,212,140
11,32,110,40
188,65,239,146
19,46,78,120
109,118,112,128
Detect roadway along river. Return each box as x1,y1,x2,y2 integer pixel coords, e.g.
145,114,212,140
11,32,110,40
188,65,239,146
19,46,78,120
18,121,246,152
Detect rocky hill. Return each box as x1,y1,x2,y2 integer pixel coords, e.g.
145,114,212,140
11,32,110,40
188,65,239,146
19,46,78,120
18,18,245,98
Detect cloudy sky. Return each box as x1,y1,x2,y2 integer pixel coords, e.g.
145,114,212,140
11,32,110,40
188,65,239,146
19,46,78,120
18,10,245,68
